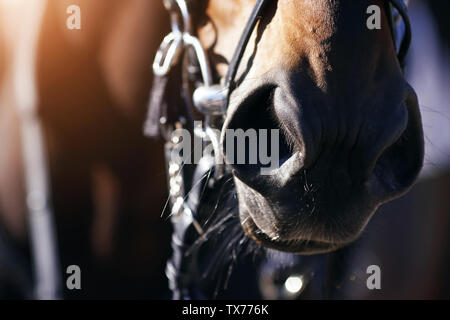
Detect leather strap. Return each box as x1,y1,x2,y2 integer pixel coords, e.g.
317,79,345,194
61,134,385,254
389,0,411,67
223,0,269,110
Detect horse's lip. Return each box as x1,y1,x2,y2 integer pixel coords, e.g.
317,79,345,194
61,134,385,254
240,211,348,254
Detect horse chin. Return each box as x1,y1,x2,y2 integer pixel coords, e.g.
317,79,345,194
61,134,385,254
239,209,351,255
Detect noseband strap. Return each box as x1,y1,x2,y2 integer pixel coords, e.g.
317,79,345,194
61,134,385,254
389,0,411,67
223,0,270,107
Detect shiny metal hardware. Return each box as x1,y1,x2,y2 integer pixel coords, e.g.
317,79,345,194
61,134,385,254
153,32,183,77
193,85,228,115
153,0,213,87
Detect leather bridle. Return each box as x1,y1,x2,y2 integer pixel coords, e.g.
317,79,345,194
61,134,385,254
145,0,412,300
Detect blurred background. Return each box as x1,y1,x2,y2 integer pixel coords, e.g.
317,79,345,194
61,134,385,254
0,0,449,299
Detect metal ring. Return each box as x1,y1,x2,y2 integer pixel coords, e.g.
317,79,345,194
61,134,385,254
175,0,192,33
153,32,183,76
183,33,213,87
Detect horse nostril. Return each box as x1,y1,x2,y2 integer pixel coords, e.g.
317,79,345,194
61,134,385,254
223,87,293,177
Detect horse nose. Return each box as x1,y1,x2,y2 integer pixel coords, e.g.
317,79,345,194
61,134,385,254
221,78,414,195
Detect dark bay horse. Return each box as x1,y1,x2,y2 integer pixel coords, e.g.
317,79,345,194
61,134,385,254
147,0,425,299
191,0,423,254
0,0,439,299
